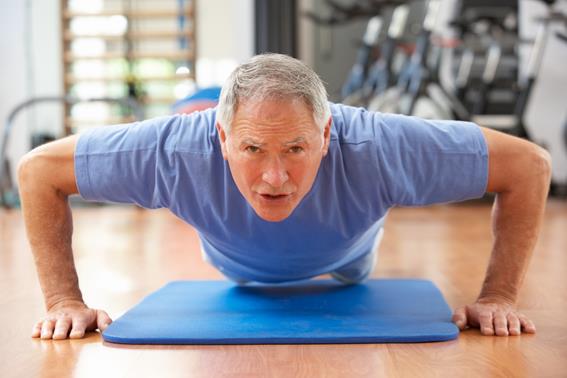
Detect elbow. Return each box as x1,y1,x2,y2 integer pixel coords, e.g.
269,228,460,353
17,143,78,198
534,146,552,183
17,152,45,189
17,153,36,188
527,146,552,190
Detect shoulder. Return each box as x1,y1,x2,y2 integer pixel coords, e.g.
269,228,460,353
329,103,422,147
329,102,381,144
172,107,219,155
330,103,482,149
76,108,219,156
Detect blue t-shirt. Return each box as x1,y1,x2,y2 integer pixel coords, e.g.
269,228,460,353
74,103,488,283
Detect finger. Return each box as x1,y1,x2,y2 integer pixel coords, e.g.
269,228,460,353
32,321,43,338
69,329,85,339
452,306,467,330
507,313,521,336
53,317,72,340
96,310,113,332
518,314,537,334
493,311,508,336
69,317,88,339
479,311,494,336
40,319,55,339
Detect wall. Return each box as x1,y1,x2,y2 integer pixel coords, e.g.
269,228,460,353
0,0,62,186
196,0,254,86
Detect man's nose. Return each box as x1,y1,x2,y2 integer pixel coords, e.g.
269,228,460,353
262,156,289,188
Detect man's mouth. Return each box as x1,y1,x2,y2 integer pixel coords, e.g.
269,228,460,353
258,193,291,202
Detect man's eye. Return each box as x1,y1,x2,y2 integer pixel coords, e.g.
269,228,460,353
246,146,260,153
289,146,304,153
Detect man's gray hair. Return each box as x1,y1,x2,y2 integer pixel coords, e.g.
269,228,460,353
217,53,331,132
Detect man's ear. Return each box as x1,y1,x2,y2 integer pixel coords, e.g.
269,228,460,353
322,117,332,156
215,122,228,160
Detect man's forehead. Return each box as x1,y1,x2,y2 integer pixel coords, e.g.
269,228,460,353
237,96,312,114
233,98,317,124
229,98,321,143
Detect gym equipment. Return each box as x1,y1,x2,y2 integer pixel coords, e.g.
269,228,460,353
340,15,384,100
368,0,470,120
304,0,408,105
347,2,410,106
450,2,520,116
0,96,143,209
303,0,402,26
102,279,459,345
332,0,564,136
512,2,567,136
462,1,563,138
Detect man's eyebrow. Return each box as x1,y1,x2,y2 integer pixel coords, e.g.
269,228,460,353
239,137,308,146
283,137,307,145
240,138,264,146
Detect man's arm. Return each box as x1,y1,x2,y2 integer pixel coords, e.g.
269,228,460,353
452,127,551,336
18,135,111,340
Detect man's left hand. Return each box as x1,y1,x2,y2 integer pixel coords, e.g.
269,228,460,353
452,298,536,336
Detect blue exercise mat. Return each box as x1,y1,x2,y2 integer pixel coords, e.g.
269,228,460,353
102,279,459,345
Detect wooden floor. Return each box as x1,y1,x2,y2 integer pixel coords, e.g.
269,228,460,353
1,199,566,378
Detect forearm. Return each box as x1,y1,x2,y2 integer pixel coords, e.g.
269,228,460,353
479,162,550,303
18,156,84,310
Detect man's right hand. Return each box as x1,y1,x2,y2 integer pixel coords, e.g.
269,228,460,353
18,136,112,341
32,300,113,340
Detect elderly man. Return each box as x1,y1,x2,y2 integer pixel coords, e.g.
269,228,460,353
18,54,551,340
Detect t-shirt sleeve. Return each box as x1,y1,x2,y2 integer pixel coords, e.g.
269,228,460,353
372,112,489,207
74,115,180,209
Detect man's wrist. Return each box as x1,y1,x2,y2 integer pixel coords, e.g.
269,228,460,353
477,288,517,305
45,294,85,311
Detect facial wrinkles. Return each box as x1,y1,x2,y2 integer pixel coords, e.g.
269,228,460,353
235,117,322,152
232,129,315,193
233,118,316,144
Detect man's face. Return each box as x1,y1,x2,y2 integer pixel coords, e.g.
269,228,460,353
216,98,331,222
